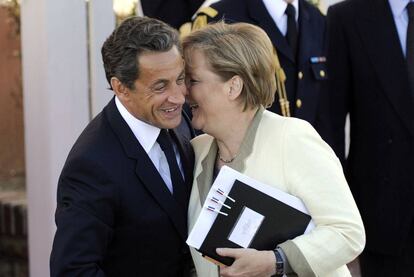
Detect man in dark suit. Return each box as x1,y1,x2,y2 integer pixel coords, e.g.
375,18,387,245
328,0,414,275
186,0,332,144
50,17,195,277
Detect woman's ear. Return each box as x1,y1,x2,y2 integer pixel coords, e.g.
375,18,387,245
111,77,129,101
228,75,243,100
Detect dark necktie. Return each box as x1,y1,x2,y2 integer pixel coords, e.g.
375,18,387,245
157,129,187,210
407,2,414,99
285,3,298,57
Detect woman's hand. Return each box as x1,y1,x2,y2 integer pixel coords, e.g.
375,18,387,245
216,248,276,277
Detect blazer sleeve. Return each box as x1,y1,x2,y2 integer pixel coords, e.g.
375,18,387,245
278,119,365,276
327,5,352,164
50,156,118,277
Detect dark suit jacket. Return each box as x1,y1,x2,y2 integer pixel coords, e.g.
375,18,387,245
197,0,332,145
328,0,414,255
50,98,195,276
141,0,204,29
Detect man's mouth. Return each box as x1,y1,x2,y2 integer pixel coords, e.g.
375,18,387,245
162,106,180,113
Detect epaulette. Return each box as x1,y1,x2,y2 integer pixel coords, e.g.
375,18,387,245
179,6,219,37
272,49,290,117
196,6,219,18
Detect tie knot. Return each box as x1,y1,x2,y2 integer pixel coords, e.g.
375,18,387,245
285,3,296,17
408,2,414,19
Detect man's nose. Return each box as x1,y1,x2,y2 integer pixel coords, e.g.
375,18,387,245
169,83,186,104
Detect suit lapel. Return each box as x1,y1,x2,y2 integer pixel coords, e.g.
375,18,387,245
297,0,312,67
105,98,187,240
356,0,414,135
170,129,194,197
246,0,295,63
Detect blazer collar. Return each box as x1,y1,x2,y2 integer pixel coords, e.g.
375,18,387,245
356,0,414,135
194,107,264,206
104,97,188,239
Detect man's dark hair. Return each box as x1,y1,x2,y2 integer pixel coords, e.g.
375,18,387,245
101,16,181,90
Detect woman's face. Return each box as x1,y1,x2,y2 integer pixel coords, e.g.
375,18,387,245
185,49,230,133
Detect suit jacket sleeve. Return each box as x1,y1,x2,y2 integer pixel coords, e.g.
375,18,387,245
327,5,352,164
50,156,117,277
278,119,365,276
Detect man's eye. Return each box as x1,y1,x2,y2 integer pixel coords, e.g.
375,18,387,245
177,76,185,84
153,85,166,92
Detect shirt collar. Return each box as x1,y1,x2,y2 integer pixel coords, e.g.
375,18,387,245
262,0,299,22
115,96,160,154
388,0,410,18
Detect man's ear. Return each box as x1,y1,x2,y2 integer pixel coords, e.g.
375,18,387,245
228,75,243,100
111,77,129,101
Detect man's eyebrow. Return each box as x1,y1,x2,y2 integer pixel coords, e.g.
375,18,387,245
149,70,186,89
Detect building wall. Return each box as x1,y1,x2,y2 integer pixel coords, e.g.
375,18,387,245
0,7,25,184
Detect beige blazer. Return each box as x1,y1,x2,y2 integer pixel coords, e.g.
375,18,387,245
188,110,365,277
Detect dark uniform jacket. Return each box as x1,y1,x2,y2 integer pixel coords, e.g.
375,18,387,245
50,98,195,276
141,0,204,29
190,0,332,145
328,0,414,255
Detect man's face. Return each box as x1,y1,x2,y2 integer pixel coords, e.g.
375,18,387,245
122,46,186,129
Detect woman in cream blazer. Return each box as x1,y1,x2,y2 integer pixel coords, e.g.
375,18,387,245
183,22,365,277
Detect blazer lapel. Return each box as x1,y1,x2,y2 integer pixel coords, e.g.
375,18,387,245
247,0,295,63
105,98,187,240
193,139,216,206
356,0,414,135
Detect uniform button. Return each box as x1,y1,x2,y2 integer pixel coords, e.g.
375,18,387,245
298,71,303,80
319,70,326,77
388,139,393,144
296,99,302,108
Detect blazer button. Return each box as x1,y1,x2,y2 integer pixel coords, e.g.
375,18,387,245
387,138,393,144
296,99,302,108
298,71,303,80
319,70,326,78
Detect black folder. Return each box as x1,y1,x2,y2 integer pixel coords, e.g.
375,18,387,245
197,179,312,266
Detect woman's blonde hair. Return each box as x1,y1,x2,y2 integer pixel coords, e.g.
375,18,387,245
182,21,277,110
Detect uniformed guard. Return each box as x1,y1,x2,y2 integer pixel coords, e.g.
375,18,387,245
180,0,332,145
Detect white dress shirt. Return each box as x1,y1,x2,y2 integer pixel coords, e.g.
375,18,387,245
388,0,411,57
115,96,183,193
262,0,299,36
